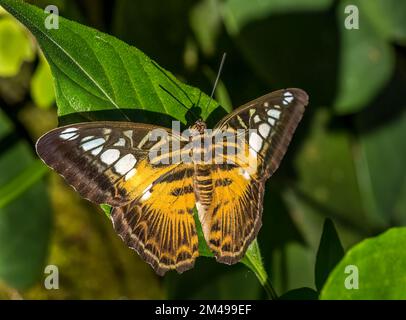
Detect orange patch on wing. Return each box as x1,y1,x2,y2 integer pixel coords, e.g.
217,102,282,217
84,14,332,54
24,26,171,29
118,159,178,199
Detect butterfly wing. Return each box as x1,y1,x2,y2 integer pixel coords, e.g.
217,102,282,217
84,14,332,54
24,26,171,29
196,88,309,263
195,163,265,264
111,165,199,275
37,121,200,275
36,121,185,207
215,88,309,178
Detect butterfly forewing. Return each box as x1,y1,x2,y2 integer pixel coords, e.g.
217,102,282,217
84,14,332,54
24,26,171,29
37,121,200,275
215,88,308,177
36,122,185,207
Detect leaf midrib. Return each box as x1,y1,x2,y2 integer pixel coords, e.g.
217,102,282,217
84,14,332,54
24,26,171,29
3,2,129,119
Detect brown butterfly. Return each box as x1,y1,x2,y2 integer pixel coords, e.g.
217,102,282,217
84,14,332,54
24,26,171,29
36,88,309,275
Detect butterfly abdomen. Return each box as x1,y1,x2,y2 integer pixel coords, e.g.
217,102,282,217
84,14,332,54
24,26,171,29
194,164,214,208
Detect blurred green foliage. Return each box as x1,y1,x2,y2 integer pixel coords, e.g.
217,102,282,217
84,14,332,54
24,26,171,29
0,15,34,76
0,0,405,300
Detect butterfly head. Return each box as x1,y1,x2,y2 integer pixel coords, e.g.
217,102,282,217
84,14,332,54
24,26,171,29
189,119,207,135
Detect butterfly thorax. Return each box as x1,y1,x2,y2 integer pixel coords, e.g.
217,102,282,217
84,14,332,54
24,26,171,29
189,119,207,136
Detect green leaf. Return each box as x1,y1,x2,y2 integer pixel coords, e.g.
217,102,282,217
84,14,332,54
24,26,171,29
100,204,112,218
0,0,220,124
279,287,318,300
0,15,34,77
333,0,394,114
359,0,406,44
354,88,406,225
321,227,406,299
30,53,55,109
0,111,52,289
315,218,344,292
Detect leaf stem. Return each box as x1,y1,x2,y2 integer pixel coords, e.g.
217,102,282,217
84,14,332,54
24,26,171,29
242,240,278,300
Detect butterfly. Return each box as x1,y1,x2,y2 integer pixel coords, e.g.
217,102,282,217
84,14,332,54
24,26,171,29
36,88,309,276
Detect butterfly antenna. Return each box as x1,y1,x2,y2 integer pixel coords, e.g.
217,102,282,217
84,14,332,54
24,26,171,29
204,52,227,118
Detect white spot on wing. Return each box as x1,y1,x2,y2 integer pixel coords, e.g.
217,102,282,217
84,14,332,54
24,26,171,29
125,168,136,181
268,118,276,126
114,138,126,147
253,115,261,123
196,201,203,213
71,135,80,140
100,149,120,165
81,136,94,143
81,138,105,151
239,168,251,180
59,133,73,140
60,127,79,140
267,109,281,119
140,183,153,202
259,123,271,138
91,146,103,156
284,91,293,97
140,190,152,202
114,154,137,175
143,184,152,193
249,131,263,153
123,130,133,140
61,127,78,134
283,91,294,105
124,130,133,147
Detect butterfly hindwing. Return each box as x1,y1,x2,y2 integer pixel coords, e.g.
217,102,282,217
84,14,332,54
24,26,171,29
195,163,264,264
111,165,199,275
